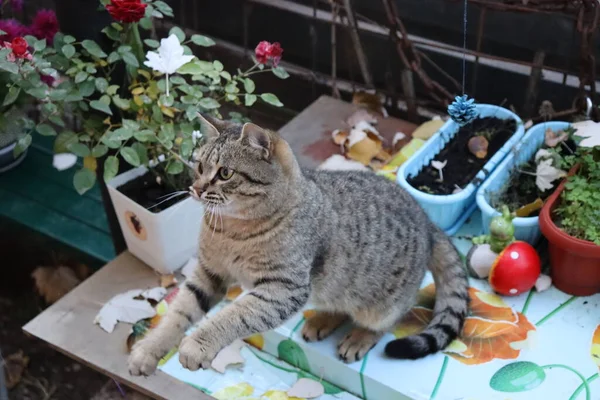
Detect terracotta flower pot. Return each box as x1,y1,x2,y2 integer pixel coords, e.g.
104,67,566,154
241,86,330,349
539,165,600,296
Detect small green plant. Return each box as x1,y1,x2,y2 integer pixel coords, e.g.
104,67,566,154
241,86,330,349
554,147,600,245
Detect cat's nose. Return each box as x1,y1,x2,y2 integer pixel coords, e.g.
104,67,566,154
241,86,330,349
193,183,208,193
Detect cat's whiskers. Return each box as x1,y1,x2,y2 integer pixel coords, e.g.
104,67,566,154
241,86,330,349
148,191,189,210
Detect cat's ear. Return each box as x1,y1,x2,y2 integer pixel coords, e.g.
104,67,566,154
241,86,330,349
196,113,221,140
240,123,272,159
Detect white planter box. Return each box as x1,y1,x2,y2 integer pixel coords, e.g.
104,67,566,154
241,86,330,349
107,166,204,274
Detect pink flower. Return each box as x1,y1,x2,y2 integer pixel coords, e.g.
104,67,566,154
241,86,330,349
0,19,27,42
30,9,60,44
254,41,284,67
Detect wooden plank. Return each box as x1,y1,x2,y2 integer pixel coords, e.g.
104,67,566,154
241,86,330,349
278,95,417,169
23,252,208,400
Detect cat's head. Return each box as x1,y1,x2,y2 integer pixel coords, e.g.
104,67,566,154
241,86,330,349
189,115,300,219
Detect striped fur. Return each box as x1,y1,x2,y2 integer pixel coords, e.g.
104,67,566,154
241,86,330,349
128,117,469,375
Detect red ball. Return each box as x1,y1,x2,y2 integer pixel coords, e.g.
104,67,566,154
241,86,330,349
489,241,541,296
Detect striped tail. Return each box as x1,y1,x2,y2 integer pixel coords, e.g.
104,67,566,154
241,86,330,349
385,229,469,359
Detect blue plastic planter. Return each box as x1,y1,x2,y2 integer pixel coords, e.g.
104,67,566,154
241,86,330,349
397,104,524,234
476,121,571,245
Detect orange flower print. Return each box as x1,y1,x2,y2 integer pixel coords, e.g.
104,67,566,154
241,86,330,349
592,325,600,369
393,284,536,365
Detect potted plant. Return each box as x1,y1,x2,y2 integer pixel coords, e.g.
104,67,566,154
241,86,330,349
539,145,600,296
397,104,525,234
476,121,575,245
0,6,60,173
44,0,289,273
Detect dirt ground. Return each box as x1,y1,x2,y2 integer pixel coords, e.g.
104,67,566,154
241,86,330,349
0,221,151,400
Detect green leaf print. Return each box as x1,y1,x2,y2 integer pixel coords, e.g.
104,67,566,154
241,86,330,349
490,361,546,392
277,339,310,371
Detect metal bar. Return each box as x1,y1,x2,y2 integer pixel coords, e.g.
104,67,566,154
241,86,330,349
342,0,374,87
471,7,486,95
523,50,546,118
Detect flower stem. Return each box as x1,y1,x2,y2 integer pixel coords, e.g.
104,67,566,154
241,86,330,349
542,364,590,400
430,355,449,399
570,373,598,400
535,296,577,326
521,289,535,315
129,23,145,65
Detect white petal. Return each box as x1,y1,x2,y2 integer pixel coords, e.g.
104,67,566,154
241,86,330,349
53,153,78,171
534,149,552,162
431,159,447,170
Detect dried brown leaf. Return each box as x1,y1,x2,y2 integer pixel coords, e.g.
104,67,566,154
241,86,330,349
160,274,177,288
351,91,387,116
331,129,349,146
544,128,568,148
468,136,489,159
32,266,81,304
5,350,29,389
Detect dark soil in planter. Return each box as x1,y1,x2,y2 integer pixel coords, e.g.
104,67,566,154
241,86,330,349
408,117,516,195
490,139,577,217
117,168,193,213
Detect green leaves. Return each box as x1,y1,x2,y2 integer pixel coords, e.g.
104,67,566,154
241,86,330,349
260,93,283,107
198,98,220,110
122,52,139,67
0,61,18,74
92,144,108,158
166,160,184,174
3,86,20,106
13,134,32,157
191,34,215,47
121,146,141,167
90,100,113,115
103,156,119,182
144,39,159,48
95,77,109,93
169,26,186,42
245,94,257,107
490,361,545,393
36,123,57,136
62,44,76,58
54,131,78,153
272,66,290,79
178,61,203,75
82,40,107,58
243,78,255,93
73,168,96,195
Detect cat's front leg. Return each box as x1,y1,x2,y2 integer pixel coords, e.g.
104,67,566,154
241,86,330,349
178,272,310,371
128,262,226,376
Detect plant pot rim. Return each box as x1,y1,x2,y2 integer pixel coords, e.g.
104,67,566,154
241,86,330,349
106,165,194,219
399,103,523,200
539,164,600,255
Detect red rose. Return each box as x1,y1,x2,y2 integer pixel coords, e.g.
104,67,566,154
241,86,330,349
268,42,283,67
106,0,147,23
255,41,271,65
11,37,28,58
254,41,284,66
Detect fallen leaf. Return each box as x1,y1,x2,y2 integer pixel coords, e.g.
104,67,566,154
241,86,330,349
352,91,387,117
160,274,177,288
536,159,566,191
346,128,383,165
544,127,568,147
331,129,349,146
211,339,246,373
346,109,377,127
94,287,167,333
32,266,82,304
412,119,444,140
244,334,264,350
354,120,382,139
516,198,543,217
287,378,325,399
52,153,78,171
393,132,406,151
318,154,369,171
468,136,489,159
4,351,29,389
225,285,243,301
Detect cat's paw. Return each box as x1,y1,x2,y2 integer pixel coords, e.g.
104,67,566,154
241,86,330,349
178,335,220,371
128,343,163,376
337,328,382,364
301,311,346,342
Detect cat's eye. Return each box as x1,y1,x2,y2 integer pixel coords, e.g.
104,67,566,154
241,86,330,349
218,167,234,180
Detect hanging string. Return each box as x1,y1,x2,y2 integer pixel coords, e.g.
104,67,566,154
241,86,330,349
447,0,477,126
461,0,467,94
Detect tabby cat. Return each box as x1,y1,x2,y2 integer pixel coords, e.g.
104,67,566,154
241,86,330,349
128,115,469,375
